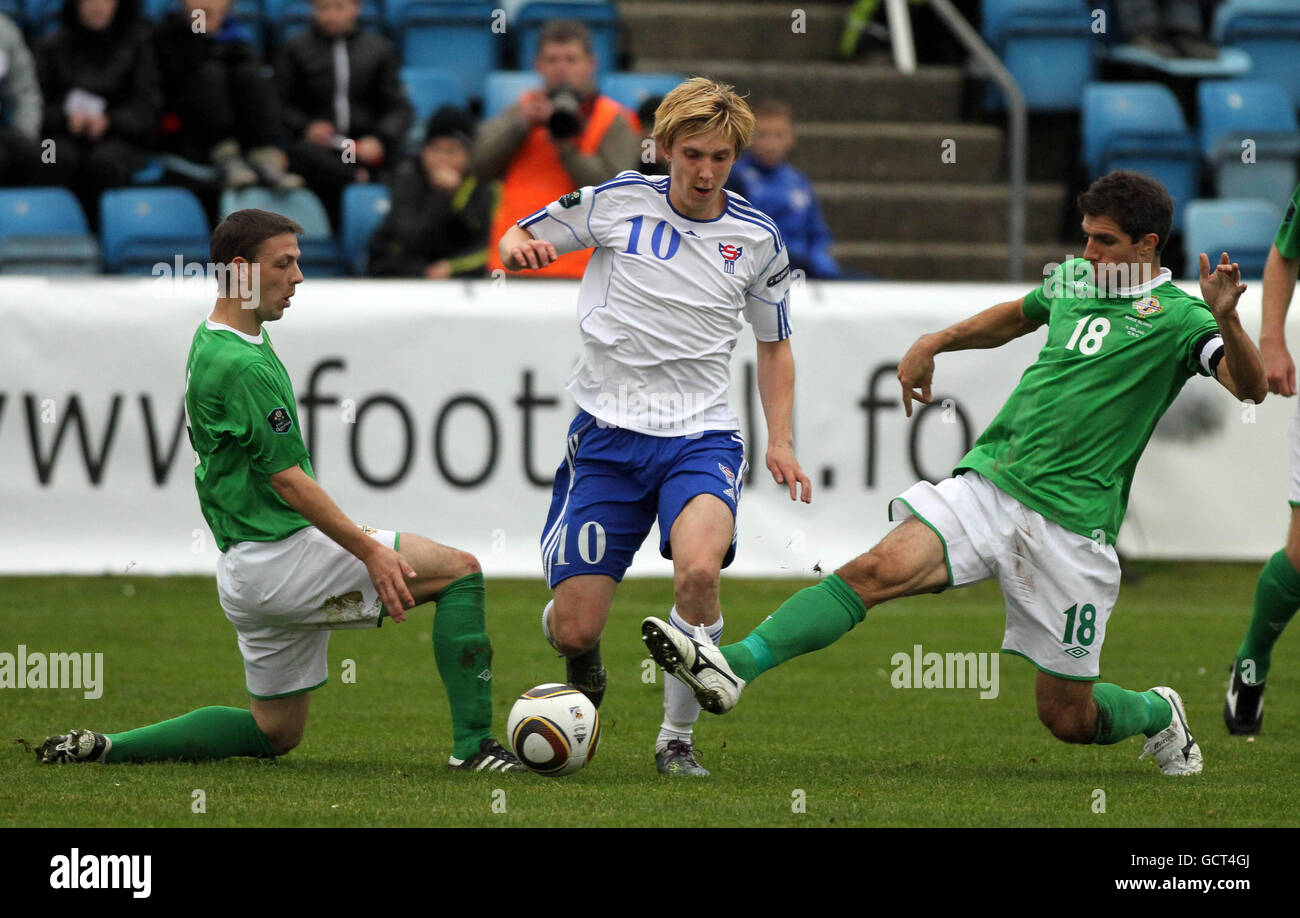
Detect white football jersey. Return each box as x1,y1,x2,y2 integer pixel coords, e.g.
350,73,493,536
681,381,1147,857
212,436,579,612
519,171,793,438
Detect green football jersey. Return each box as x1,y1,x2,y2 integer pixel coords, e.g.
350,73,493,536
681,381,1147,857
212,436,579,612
1275,182,1300,259
956,258,1222,544
185,320,314,551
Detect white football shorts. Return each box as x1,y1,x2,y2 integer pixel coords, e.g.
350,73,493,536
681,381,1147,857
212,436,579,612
889,471,1119,679
217,524,397,698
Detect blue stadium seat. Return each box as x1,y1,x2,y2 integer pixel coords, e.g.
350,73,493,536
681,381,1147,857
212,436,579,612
340,183,391,275
400,66,469,152
1183,199,1282,278
1197,80,1300,204
99,187,210,275
598,72,684,113
982,0,1096,111
483,70,542,118
25,0,61,36
219,187,342,277
515,1,619,72
1081,83,1199,229
0,187,100,274
1214,0,1300,108
390,2,504,100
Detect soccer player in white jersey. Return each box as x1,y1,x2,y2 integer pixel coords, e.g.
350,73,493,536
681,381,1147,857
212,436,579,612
498,78,812,776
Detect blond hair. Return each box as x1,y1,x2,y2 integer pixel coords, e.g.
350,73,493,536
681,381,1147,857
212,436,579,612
652,77,755,156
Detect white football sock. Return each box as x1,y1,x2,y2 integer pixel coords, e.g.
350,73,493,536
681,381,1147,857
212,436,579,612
541,599,558,653
657,606,722,751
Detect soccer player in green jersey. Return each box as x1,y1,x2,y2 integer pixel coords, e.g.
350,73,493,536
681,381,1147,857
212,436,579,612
1225,182,1300,735
38,209,521,771
644,170,1268,776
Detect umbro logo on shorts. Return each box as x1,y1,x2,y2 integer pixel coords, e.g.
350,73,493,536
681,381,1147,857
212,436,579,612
1064,646,1090,658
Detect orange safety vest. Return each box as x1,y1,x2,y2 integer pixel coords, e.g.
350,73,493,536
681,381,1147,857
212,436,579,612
488,94,637,278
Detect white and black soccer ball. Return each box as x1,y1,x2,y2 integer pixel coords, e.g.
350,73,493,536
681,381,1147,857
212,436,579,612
507,683,601,776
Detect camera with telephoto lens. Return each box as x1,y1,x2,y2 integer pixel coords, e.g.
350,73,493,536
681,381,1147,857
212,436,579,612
547,86,584,140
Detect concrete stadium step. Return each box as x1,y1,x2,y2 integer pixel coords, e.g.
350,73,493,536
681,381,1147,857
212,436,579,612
621,2,846,62
832,241,1068,281
816,181,1067,242
789,123,1002,182
630,60,965,122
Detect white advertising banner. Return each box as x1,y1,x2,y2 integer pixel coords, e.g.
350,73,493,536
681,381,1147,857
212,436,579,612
0,277,1286,576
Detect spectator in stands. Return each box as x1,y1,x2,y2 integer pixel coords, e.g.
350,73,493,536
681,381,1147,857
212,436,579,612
276,0,411,227
635,95,668,177
0,12,43,186
368,106,497,279
1116,0,1218,59
474,18,640,279
153,0,301,190
35,0,160,221
727,98,842,280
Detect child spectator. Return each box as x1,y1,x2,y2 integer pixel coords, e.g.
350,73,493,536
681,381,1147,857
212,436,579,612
36,0,160,220
276,0,411,226
727,98,842,280
368,106,497,279
153,0,301,190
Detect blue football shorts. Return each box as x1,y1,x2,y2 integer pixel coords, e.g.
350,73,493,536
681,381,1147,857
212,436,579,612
540,411,747,587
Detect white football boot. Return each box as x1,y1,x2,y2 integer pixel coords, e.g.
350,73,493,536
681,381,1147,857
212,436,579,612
641,617,744,714
1139,687,1203,775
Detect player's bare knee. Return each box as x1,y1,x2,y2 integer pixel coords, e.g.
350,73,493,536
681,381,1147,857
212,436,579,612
456,550,482,579
836,552,899,602
550,615,601,656
673,562,720,605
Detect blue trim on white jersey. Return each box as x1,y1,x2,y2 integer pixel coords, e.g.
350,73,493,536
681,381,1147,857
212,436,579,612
725,203,783,252
727,197,783,243
592,173,668,197
519,208,549,227
531,212,586,249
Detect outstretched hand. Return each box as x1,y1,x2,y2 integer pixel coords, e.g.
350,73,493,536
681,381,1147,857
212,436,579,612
1199,252,1248,321
898,339,936,417
767,442,812,503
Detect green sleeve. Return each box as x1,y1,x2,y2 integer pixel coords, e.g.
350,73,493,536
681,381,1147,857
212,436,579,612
1275,184,1300,260
1021,258,1077,323
226,364,310,475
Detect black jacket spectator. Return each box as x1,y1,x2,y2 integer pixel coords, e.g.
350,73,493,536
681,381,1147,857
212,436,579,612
368,160,497,278
277,18,412,226
276,22,411,161
152,5,298,190
36,0,160,221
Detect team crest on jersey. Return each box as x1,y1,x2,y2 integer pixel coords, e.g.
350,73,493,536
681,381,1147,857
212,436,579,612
559,190,582,208
267,406,292,434
718,243,743,274
717,462,737,501
1134,295,1162,317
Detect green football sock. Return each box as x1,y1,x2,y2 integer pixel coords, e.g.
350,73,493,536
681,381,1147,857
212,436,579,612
1091,684,1172,745
720,574,868,684
1236,549,1300,683
432,572,494,760
104,706,274,762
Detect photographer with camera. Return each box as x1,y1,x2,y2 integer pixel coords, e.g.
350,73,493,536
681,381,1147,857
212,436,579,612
477,19,640,278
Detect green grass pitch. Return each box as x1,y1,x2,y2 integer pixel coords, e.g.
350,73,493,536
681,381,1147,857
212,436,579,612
2,564,1297,827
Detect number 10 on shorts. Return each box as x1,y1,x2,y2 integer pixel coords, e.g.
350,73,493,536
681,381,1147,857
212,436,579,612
554,521,608,566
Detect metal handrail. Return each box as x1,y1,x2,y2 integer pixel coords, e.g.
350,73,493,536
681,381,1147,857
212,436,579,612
923,0,1027,281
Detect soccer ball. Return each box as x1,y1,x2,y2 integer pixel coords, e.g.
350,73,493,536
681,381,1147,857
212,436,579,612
507,683,601,776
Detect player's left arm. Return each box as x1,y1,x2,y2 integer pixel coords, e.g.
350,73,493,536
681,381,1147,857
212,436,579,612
756,337,812,503
1199,252,1268,403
